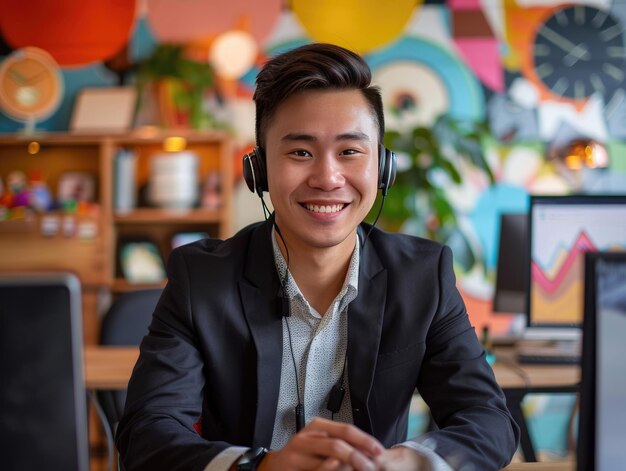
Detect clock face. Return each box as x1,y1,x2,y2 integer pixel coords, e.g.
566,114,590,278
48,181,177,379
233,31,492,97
532,5,626,100
0,47,63,122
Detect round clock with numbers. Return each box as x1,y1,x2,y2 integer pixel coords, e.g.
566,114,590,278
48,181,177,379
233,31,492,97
0,47,64,124
529,5,625,101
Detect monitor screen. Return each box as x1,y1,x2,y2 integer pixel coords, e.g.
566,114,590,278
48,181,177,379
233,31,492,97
0,273,89,471
493,213,528,314
578,252,626,471
528,195,626,329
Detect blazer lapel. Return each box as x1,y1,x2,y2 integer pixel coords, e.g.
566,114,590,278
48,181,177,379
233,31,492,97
348,235,387,434
240,221,283,447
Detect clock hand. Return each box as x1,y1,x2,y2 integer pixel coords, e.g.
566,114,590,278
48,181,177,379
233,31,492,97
24,70,51,86
9,69,27,85
564,43,591,67
538,26,591,60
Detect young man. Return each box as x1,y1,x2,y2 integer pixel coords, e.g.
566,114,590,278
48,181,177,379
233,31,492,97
117,43,519,471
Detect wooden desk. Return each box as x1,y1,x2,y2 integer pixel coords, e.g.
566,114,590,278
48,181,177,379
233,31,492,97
83,345,138,390
493,347,580,463
502,461,573,470
83,346,580,391
492,347,580,389
82,346,580,463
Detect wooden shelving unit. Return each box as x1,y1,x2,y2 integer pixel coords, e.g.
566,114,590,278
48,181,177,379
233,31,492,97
0,129,234,343
113,208,224,224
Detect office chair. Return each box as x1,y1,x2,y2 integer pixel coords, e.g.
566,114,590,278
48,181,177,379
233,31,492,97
97,289,162,432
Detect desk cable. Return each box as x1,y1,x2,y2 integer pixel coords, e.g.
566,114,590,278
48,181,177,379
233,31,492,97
87,390,114,471
496,357,532,391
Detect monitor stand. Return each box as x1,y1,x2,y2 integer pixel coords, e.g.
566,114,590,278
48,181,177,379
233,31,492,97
491,313,526,346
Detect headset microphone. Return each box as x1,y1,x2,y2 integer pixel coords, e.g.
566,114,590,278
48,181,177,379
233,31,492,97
278,288,290,318
326,383,345,414
295,404,306,432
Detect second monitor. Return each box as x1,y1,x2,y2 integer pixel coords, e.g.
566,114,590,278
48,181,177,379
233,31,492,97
493,212,528,316
527,195,626,335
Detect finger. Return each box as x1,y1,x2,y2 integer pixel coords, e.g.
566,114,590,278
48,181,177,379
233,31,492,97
282,432,331,469
345,449,377,471
317,457,352,471
307,418,384,457
274,447,324,470
317,457,340,470
298,435,377,471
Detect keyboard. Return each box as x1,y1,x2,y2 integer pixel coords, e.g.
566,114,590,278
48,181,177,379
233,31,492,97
516,353,580,365
515,339,581,365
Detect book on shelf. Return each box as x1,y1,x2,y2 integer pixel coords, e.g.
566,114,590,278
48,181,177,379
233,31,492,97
114,148,137,212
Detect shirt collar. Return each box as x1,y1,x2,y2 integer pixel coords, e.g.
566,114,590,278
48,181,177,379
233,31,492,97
271,226,360,310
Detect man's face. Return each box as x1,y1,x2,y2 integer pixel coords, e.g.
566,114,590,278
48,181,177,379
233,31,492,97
265,88,379,253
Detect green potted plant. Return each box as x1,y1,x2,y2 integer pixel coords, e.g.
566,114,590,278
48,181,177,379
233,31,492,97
135,44,216,129
372,114,495,270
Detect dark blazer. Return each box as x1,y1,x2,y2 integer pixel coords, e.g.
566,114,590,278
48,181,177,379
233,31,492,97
116,220,519,471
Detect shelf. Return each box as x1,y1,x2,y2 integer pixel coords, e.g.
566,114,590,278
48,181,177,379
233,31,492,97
0,233,109,286
0,128,231,146
114,208,223,224
112,278,167,293
0,130,232,345
0,217,37,233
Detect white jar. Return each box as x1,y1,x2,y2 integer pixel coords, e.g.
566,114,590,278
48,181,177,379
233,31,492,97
148,151,199,209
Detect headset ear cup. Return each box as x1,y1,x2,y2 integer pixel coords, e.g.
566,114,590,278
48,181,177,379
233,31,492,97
255,147,268,194
242,151,257,194
386,148,397,192
242,147,268,196
378,145,397,196
378,143,386,191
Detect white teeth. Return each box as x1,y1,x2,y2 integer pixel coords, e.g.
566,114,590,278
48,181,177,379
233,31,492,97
305,203,345,213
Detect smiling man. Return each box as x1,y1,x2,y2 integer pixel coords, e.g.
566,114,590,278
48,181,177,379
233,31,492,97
117,43,519,471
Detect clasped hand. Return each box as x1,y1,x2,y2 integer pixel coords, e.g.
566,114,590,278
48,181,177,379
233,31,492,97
257,417,422,471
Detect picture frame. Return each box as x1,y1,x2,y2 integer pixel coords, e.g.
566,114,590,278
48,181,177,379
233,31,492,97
57,171,96,204
70,86,137,132
117,239,166,284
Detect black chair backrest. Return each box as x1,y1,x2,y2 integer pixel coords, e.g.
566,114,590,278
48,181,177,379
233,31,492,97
98,289,162,430
101,289,162,346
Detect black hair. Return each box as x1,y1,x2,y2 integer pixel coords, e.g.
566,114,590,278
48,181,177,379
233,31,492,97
253,43,384,149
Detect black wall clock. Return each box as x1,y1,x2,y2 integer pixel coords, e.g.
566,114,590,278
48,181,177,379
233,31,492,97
532,5,625,101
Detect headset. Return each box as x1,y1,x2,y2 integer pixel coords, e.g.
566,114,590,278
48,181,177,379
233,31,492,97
242,144,397,197
244,143,396,432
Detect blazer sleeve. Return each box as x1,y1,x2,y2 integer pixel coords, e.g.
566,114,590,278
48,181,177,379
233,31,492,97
411,245,520,471
116,249,229,471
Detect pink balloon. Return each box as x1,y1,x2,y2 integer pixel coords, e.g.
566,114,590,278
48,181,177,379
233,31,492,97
146,0,281,44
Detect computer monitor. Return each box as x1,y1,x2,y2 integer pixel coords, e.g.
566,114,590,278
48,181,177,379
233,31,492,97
0,273,89,471
493,213,528,314
527,195,626,340
578,252,626,471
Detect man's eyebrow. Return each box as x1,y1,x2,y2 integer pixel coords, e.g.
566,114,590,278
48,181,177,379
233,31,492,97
280,132,371,143
281,133,317,142
336,132,371,142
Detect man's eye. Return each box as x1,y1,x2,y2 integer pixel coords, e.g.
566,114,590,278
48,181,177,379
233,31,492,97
341,149,360,156
292,150,311,157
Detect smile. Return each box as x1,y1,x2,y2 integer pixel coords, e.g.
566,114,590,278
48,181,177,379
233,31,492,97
303,203,345,214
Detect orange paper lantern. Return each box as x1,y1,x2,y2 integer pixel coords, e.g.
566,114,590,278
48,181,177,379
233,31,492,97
0,0,136,66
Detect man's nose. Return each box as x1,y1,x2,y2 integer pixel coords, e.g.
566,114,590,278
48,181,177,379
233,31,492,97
308,155,345,190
